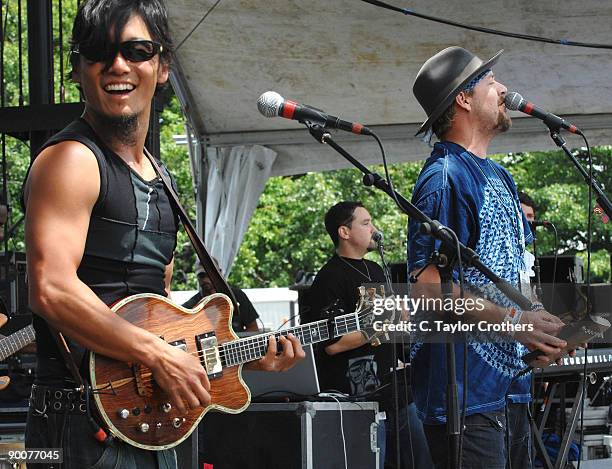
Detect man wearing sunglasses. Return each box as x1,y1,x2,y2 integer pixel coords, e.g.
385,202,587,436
23,1,303,468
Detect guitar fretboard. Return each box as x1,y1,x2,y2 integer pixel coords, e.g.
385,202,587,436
220,312,361,367
0,325,35,361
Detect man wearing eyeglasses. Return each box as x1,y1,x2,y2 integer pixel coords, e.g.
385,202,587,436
22,1,303,468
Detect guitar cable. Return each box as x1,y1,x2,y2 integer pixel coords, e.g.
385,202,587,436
84,384,113,445
324,394,348,469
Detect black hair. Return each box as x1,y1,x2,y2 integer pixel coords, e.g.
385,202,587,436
518,191,535,210
431,89,474,140
324,201,364,247
69,0,174,76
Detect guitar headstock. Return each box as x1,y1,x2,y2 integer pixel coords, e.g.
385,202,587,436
355,285,395,345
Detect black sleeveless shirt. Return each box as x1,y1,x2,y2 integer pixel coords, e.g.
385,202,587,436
29,118,179,368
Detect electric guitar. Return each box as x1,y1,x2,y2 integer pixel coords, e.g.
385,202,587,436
0,314,37,391
89,287,395,450
0,324,35,362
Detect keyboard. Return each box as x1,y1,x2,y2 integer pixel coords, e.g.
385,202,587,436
537,348,612,377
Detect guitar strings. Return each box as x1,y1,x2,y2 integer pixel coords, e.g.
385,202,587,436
123,313,369,384
135,313,376,386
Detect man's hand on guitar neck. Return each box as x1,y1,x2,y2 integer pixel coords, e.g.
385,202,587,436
246,334,305,372
149,338,212,415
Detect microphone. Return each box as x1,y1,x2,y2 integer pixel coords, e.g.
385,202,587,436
504,92,582,135
373,231,384,244
257,91,373,136
529,220,551,228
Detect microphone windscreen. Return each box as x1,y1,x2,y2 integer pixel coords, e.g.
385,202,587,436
257,91,284,117
373,231,384,243
504,92,524,111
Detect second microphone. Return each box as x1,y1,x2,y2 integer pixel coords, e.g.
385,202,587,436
257,91,373,136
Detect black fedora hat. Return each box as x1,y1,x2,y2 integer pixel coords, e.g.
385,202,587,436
413,46,503,136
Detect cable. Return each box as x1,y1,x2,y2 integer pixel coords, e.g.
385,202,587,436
577,136,594,469
371,133,404,214
175,0,223,52
326,394,349,469
275,312,301,331
256,317,266,332
360,0,612,50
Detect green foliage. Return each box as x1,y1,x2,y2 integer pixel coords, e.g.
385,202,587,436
229,161,425,288
1,0,80,252
158,94,198,291
494,146,611,282
229,146,611,287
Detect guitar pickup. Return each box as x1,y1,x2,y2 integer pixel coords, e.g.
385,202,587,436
196,332,223,379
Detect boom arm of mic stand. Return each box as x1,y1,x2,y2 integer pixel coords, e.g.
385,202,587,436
306,124,533,310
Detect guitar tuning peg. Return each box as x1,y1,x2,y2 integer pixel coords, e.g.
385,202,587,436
379,285,385,297
367,288,376,300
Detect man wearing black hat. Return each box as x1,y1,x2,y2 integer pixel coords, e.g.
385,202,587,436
407,47,567,468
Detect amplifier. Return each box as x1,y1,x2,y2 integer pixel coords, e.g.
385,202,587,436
0,253,27,316
199,401,381,469
537,255,584,284
537,255,584,315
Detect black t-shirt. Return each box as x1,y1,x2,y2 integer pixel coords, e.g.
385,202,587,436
302,254,410,410
183,286,259,332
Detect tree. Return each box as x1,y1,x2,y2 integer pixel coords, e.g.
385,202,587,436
229,147,611,288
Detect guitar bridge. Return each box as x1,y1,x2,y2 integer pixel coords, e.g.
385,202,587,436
196,332,223,379
133,363,153,397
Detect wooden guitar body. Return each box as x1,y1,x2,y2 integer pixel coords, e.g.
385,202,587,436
89,293,250,450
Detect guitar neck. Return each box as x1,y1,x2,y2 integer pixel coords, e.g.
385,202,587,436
220,312,361,367
0,325,36,361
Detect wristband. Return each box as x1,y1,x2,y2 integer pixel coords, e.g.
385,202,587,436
503,307,523,336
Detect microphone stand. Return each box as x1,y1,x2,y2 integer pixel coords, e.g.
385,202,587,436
304,123,534,469
548,130,612,219
376,238,402,469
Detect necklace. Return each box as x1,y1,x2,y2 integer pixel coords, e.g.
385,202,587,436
337,255,372,281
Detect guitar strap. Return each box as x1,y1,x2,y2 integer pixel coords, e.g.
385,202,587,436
49,325,86,390
144,149,239,309
50,148,239,389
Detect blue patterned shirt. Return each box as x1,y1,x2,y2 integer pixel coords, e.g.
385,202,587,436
407,141,533,424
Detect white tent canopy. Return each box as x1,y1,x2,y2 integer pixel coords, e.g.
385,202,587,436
166,0,612,264
168,0,612,176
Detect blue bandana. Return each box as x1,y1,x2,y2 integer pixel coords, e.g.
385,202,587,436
463,69,491,92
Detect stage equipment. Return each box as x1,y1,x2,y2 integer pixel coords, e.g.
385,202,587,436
537,347,612,378
530,220,552,227
538,255,584,316
257,91,373,135
199,401,381,469
0,253,28,317
532,350,612,469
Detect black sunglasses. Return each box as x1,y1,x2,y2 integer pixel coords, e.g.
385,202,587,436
73,40,163,64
